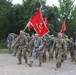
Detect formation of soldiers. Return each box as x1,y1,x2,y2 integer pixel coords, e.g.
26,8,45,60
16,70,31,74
7,30,76,69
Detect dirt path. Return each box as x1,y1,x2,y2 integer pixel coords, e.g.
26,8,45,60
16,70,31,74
0,54,76,75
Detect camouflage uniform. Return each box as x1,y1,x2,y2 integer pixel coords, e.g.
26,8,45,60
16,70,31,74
42,34,52,61
7,33,15,54
54,37,66,68
41,38,46,62
73,40,76,63
16,35,28,64
49,35,56,60
28,37,43,67
13,44,19,56
69,38,74,60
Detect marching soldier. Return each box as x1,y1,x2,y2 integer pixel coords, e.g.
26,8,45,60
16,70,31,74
7,33,15,54
72,39,76,64
28,33,43,67
69,37,74,61
53,32,66,69
13,30,29,64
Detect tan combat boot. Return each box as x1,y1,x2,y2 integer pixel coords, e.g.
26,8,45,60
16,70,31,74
28,61,33,67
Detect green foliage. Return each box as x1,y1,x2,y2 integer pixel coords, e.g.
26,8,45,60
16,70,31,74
0,0,76,40
58,0,76,37
0,49,8,54
0,39,7,49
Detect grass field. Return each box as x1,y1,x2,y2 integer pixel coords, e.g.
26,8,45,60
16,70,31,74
0,49,8,54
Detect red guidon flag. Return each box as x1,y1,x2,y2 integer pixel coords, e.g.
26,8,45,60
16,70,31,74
61,20,66,34
44,16,48,26
27,20,32,31
30,9,49,37
44,16,50,26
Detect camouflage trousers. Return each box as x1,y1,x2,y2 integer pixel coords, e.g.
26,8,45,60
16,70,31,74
73,50,76,62
17,46,27,64
13,46,18,56
30,47,43,65
55,48,65,68
42,46,47,62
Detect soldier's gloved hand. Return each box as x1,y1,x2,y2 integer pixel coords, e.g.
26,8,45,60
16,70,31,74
36,48,39,51
23,48,27,51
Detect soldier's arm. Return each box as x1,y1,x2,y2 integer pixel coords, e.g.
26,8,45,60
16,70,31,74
38,39,44,50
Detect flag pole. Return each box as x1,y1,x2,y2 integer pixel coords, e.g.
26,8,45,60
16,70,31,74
12,25,27,48
23,25,27,31
39,0,42,8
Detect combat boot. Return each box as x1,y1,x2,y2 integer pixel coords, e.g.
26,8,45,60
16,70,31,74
13,53,16,56
17,58,22,65
17,62,22,65
28,61,33,67
38,63,42,67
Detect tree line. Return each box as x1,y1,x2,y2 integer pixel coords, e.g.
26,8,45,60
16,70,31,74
0,0,76,39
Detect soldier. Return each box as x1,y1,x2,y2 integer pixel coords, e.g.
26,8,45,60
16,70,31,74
69,37,74,61
7,33,15,54
72,39,76,64
28,33,43,67
41,37,46,62
53,32,66,69
49,35,56,60
14,30,29,64
43,34,53,61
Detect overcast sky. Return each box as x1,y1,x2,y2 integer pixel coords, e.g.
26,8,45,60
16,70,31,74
12,0,59,6
12,0,76,7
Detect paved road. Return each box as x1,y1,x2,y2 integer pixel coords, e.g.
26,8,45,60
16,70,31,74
0,54,76,75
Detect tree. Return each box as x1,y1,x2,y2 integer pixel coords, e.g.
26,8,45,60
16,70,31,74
0,0,12,39
58,0,76,37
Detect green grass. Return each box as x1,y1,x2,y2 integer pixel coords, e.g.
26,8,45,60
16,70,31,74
0,49,8,54
0,39,8,53
0,39,7,49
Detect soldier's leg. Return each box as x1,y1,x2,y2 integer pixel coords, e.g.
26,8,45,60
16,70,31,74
55,49,58,59
73,52,76,64
13,46,18,56
8,47,11,54
49,48,54,61
71,49,74,61
38,50,43,66
10,45,13,53
28,49,36,67
48,46,51,60
61,53,65,63
18,50,22,64
56,51,62,68
22,48,27,63
70,48,73,59
43,52,46,62
42,48,46,62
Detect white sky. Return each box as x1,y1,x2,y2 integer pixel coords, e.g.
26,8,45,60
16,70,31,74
12,0,59,6
12,0,76,7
